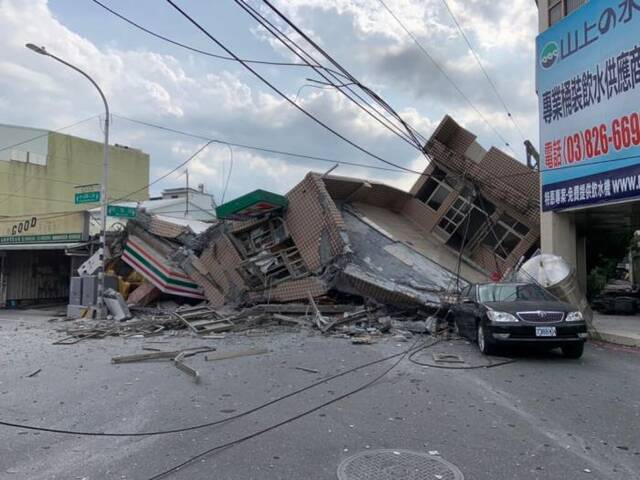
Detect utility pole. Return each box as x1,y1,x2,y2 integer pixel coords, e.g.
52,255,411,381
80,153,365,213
524,140,540,170
26,43,110,319
185,169,189,216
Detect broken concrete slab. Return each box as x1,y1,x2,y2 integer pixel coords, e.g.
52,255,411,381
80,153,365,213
104,289,132,321
111,347,215,364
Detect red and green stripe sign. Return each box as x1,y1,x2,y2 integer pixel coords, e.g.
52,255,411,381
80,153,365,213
122,236,204,299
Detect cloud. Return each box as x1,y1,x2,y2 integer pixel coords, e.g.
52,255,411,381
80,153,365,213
0,0,539,206
256,0,539,154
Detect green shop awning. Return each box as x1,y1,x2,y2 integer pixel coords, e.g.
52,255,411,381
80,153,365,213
215,189,288,220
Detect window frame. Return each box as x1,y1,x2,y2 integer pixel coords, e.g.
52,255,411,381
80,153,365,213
438,196,471,236
417,168,454,212
483,214,530,260
549,0,587,26
548,0,563,26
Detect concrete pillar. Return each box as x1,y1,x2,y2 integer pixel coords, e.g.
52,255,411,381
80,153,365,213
576,235,587,294
540,210,577,266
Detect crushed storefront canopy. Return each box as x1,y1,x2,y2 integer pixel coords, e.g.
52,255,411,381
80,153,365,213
122,235,204,299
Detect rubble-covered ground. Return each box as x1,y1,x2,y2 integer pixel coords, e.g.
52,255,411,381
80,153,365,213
1,309,639,480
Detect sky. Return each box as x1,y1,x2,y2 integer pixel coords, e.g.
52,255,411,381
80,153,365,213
0,0,540,205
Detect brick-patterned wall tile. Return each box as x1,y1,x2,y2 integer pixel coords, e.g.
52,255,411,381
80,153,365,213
248,276,327,303
402,198,441,233
146,217,188,239
285,173,347,271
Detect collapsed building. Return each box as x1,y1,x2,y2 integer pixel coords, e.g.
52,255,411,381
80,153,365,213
101,116,541,317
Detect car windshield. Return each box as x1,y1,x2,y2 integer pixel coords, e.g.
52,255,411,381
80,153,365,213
477,283,555,302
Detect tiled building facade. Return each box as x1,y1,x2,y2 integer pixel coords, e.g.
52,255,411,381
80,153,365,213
406,116,541,277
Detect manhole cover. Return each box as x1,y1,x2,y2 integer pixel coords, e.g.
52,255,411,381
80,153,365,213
337,449,464,480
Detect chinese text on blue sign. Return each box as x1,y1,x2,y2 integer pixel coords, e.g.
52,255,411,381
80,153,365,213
537,0,640,211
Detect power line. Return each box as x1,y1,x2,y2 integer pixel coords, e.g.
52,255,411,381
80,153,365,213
88,0,349,80
0,177,36,207
113,113,421,175
0,141,217,223
19,109,634,214
163,0,425,178
237,0,424,150
115,112,640,186
92,0,426,149
256,0,424,142
251,0,428,149
439,0,527,142
109,140,214,204
0,339,428,437
0,114,153,188
375,0,517,156
221,143,233,204
0,190,75,205
146,338,427,480
0,114,100,154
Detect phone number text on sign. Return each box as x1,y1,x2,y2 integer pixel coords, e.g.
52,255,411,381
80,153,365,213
544,112,640,169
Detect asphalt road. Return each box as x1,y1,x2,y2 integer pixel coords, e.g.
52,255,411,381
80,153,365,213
0,310,639,480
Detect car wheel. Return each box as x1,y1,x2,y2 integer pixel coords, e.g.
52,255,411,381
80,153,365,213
477,323,494,355
561,342,584,359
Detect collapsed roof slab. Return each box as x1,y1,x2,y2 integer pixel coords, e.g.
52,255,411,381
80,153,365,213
334,207,471,308
319,175,488,284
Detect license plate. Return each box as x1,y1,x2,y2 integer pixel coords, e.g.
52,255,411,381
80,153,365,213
536,326,557,337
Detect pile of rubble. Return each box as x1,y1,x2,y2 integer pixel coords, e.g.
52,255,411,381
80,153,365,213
65,172,466,342
61,298,438,344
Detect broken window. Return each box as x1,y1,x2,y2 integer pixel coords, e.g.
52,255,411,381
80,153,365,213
237,241,308,288
482,214,530,260
438,197,470,235
232,217,289,257
416,168,453,211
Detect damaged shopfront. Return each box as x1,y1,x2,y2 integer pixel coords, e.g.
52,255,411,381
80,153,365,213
0,211,89,307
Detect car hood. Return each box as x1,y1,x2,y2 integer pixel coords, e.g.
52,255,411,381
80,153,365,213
482,300,575,314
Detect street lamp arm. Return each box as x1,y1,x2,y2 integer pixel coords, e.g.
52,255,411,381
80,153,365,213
49,54,109,117
26,43,110,319
27,46,109,117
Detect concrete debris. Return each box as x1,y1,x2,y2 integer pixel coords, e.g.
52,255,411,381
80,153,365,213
103,288,132,321
63,171,492,344
351,335,375,345
110,347,215,364
432,353,465,364
172,352,200,384
108,173,466,310
294,366,319,374
391,319,427,333
126,280,160,307
26,368,42,378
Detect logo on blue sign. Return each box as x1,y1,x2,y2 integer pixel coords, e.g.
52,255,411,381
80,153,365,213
540,41,559,69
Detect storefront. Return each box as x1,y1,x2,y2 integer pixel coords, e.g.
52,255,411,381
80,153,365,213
536,0,640,301
0,212,89,307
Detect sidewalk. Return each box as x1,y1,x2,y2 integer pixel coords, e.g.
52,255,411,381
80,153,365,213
591,313,640,347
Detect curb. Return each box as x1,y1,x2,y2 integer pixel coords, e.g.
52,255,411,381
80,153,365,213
590,329,640,348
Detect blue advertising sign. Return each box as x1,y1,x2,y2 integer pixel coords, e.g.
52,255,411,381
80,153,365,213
536,0,640,211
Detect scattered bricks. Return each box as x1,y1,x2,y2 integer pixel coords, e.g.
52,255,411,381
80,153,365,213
126,280,160,307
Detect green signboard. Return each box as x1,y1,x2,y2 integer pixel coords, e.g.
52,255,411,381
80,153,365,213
107,205,137,218
0,233,83,244
216,189,288,220
75,191,100,204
